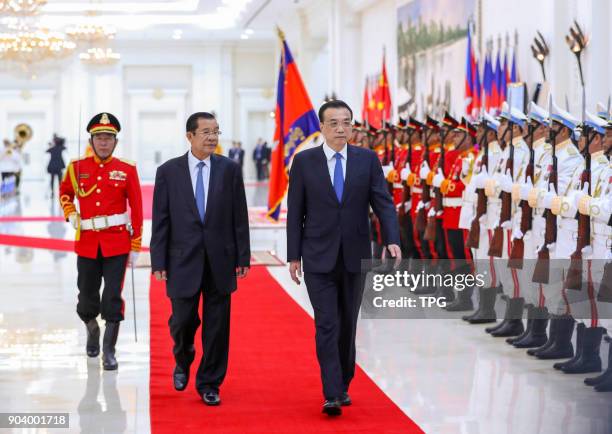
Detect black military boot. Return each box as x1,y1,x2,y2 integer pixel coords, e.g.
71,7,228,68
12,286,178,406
433,284,455,305
528,315,559,356
585,336,612,386
462,285,500,321
513,307,549,348
535,315,575,360
102,321,120,371
445,286,474,312
561,326,604,374
412,267,438,295
85,318,100,357
490,297,525,337
554,323,585,370
506,304,533,345
467,286,499,324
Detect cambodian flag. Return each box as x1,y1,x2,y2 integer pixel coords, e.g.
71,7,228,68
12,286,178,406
267,34,320,221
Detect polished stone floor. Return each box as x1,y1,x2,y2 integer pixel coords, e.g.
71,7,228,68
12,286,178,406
0,181,610,434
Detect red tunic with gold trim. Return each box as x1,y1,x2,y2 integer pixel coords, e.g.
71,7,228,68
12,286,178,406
406,143,424,217
386,143,409,206
59,155,143,259
440,148,472,229
425,144,441,211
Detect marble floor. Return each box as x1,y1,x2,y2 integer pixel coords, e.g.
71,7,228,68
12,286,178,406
0,181,611,434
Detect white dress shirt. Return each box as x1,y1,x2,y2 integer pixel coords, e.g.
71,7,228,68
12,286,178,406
187,150,211,213
322,142,347,186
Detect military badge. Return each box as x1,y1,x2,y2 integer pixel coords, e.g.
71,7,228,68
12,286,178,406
109,170,127,181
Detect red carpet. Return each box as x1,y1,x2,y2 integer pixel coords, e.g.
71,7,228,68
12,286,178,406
149,267,424,434
141,184,154,220
0,233,74,252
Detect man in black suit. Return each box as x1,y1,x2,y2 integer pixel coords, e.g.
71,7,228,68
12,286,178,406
228,141,245,175
150,112,250,406
287,100,401,416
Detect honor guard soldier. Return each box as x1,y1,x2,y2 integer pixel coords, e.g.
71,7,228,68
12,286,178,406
481,104,530,338
441,118,479,311
401,118,427,259
463,113,503,324
507,101,553,349
59,112,143,370
548,111,609,376
525,102,583,361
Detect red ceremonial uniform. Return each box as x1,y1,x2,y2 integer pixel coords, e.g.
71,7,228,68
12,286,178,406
60,154,143,259
439,147,463,229
406,143,424,217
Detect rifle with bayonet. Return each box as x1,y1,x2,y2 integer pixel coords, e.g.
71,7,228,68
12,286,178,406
488,104,515,258
466,118,489,249
533,96,558,284
425,124,446,242
508,120,536,268
416,125,431,232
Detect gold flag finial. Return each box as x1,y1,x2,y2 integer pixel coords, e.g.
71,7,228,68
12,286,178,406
276,26,285,41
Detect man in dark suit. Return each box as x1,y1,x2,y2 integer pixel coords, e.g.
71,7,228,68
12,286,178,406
228,141,245,174
150,112,250,406
287,100,401,416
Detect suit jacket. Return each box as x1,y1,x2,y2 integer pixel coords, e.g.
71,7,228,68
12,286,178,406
150,152,250,298
287,144,400,274
228,148,244,167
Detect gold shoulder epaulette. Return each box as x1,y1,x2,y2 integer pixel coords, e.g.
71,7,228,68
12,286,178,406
567,146,577,156
119,158,136,166
69,156,88,164
596,155,607,164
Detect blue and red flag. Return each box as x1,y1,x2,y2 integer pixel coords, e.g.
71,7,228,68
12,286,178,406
473,57,482,116
464,24,476,116
491,51,501,112
267,32,320,222
483,52,493,111
510,49,518,83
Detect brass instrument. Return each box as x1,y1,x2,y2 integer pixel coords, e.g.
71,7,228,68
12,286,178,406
13,123,33,151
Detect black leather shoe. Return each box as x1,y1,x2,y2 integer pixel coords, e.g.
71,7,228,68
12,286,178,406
202,391,221,406
173,365,189,391
340,392,352,406
322,399,342,416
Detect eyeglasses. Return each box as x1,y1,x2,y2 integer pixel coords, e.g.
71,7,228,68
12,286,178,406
195,130,222,137
324,121,353,129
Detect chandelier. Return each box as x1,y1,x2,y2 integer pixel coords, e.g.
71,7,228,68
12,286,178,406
0,28,76,66
66,23,116,42
0,0,47,16
79,47,120,65
65,11,116,42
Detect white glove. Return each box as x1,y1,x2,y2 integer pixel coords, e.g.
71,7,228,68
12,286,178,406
427,207,436,217
416,200,425,211
461,158,470,176
511,227,524,241
128,251,139,266
68,212,80,230
519,178,533,201
419,161,431,179
381,164,393,177
474,164,488,189
499,169,513,193
573,182,589,208
400,167,411,181
433,168,444,187
542,184,557,209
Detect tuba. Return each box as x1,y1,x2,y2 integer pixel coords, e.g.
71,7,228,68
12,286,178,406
13,123,33,151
